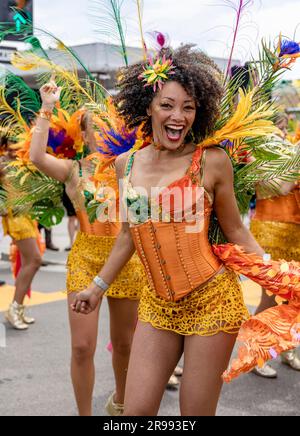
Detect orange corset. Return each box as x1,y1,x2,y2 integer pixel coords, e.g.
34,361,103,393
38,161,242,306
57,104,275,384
130,207,222,302
76,210,120,237
254,187,300,225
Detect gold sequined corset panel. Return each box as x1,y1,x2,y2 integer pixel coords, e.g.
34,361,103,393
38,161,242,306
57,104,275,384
254,185,300,224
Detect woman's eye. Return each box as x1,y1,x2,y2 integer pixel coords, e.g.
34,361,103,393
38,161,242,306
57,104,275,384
161,103,172,109
185,106,196,111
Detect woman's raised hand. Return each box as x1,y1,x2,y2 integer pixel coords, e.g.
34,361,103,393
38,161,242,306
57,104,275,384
40,74,62,108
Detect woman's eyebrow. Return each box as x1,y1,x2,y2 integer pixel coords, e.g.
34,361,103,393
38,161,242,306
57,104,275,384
162,97,195,103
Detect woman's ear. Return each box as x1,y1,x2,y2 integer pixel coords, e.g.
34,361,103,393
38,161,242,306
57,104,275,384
146,107,152,117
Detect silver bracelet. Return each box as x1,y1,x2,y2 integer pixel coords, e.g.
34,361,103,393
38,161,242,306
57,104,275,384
93,276,110,292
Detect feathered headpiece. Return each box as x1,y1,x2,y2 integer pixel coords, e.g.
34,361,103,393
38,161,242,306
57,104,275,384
138,31,175,92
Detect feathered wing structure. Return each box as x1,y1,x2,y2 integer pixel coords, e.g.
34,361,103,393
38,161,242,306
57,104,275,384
49,109,86,157
4,105,88,225
11,106,87,163
202,31,300,244
0,23,114,227
0,70,65,226
199,88,300,243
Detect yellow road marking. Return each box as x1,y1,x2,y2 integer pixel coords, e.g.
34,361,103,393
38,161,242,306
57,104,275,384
0,285,66,312
0,280,262,312
241,280,262,307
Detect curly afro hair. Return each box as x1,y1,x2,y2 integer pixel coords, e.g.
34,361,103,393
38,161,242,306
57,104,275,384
114,44,224,142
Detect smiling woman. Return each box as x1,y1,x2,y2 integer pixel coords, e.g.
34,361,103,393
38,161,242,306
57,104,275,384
70,7,300,416
115,45,223,146
72,44,260,416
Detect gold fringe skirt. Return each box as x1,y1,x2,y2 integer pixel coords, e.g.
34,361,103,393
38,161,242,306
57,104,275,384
250,219,300,262
66,231,147,300
2,213,37,241
138,269,249,336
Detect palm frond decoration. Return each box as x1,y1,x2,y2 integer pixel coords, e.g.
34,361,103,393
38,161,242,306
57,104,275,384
203,79,300,244
209,140,300,244
235,142,300,192
89,0,129,66
1,69,41,124
210,137,300,244
10,50,107,113
218,37,288,132
6,162,64,227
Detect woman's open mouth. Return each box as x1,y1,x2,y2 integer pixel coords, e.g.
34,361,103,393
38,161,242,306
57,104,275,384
165,125,185,142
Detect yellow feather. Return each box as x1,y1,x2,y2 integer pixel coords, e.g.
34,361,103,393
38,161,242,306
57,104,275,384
199,88,280,148
11,52,96,107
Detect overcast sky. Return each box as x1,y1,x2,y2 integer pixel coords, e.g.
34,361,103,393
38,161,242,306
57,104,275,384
29,0,300,79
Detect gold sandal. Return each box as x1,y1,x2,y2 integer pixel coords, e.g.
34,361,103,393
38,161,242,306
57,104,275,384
105,392,124,416
166,374,179,390
174,366,183,377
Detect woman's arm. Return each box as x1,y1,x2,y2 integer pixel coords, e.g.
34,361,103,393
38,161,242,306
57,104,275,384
72,152,136,314
208,148,265,256
30,80,71,182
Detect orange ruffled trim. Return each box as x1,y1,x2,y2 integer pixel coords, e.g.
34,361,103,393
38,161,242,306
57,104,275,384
222,302,300,382
213,244,300,300
213,243,300,382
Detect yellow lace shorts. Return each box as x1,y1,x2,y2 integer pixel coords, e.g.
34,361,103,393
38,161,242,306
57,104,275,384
2,214,37,241
251,220,300,262
66,231,147,300
138,269,249,336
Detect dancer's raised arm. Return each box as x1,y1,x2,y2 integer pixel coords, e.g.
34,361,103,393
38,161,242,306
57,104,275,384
30,78,72,182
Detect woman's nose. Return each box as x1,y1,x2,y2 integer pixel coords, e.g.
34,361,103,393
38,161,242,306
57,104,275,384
170,108,184,122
